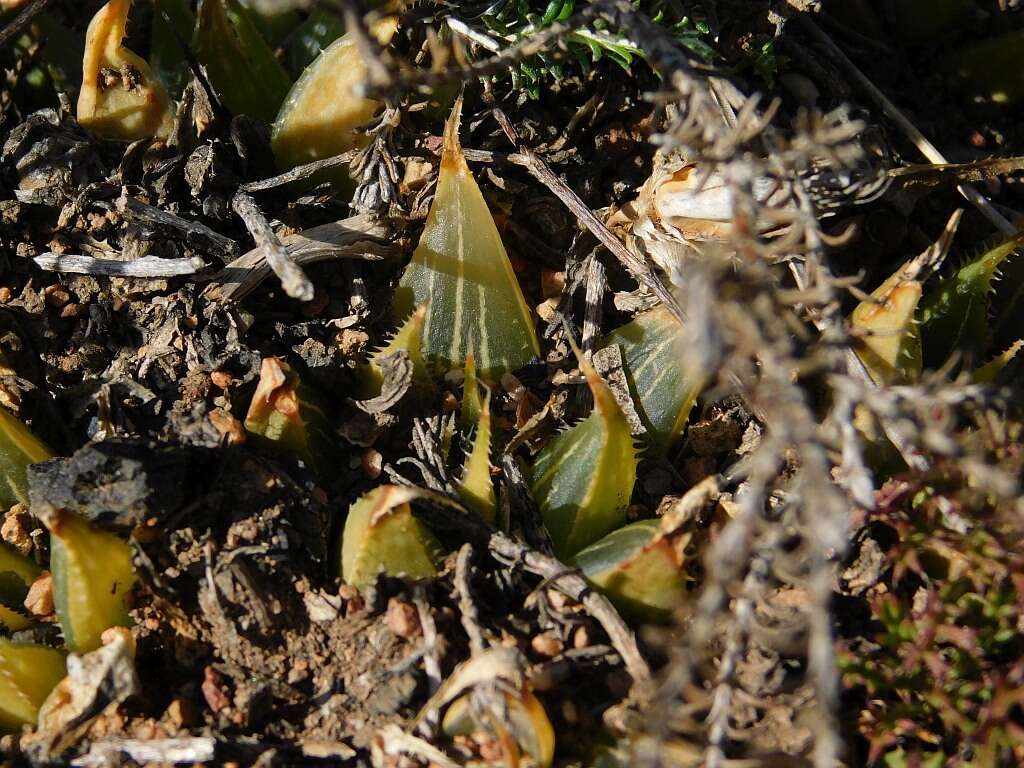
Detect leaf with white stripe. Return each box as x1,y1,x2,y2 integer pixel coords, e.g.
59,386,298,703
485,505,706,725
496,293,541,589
394,98,540,378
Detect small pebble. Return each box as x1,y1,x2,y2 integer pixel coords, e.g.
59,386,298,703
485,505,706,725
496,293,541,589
386,598,421,640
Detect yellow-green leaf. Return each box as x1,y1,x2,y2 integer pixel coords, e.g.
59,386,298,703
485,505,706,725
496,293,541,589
529,350,638,559
972,339,1024,384
574,519,686,622
77,0,174,141
0,638,66,733
457,389,496,524
460,353,484,430
272,18,397,173
0,544,41,632
0,406,53,508
340,485,445,588
443,687,555,768
194,0,292,122
851,268,923,386
601,305,701,453
919,234,1022,368
49,511,135,653
360,306,429,397
394,98,541,378
245,357,334,476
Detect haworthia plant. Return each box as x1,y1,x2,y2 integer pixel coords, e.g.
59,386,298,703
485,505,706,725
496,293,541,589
245,357,334,477
460,353,484,430
394,98,541,377
0,544,41,632
919,234,1022,369
77,0,174,140
442,687,555,768
340,485,446,588
0,406,53,508
972,339,1023,384
194,0,292,123
851,265,923,386
284,8,345,74
601,304,701,452
49,511,135,653
530,346,638,560
574,519,687,622
0,638,66,733
272,18,397,174
456,388,496,524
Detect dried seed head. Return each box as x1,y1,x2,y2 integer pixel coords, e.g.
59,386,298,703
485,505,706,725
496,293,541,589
77,0,174,141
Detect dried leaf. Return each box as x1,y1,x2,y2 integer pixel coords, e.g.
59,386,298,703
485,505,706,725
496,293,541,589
395,98,541,377
245,357,334,475
0,543,41,632
442,688,555,768
457,389,496,524
340,486,445,588
0,406,53,508
851,268,923,386
77,0,174,141
529,344,638,559
600,305,701,452
272,18,397,172
194,0,292,122
0,639,66,733
48,512,135,653
574,519,686,622
919,234,1022,368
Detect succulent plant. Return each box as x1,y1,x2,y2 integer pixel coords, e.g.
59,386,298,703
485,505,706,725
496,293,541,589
574,519,687,622
601,304,701,452
245,357,335,477
529,344,638,560
394,98,541,378
340,485,446,588
0,406,53,508
77,0,174,141
0,638,66,733
919,234,1022,369
150,0,195,96
272,17,397,174
0,544,41,633
194,0,292,123
456,383,496,524
360,307,429,398
972,339,1023,385
48,511,135,653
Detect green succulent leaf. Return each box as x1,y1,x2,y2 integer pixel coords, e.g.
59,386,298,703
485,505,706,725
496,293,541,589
150,0,195,96
238,0,300,47
601,304,701,453
272,17,395,175
919,234,1022,368
194,0,292,122
0,407,53,508
394,98,541,378
245,357,335,477
77,0,174,140
972,339,1023,384
360,306,429,398
460,353,484,430
529,348,638,560
340,486,446,588
285,8,345,75
456,388,496,524
0,638,66,733
49,512,135,653
574,519,686,622
0,544,41,633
